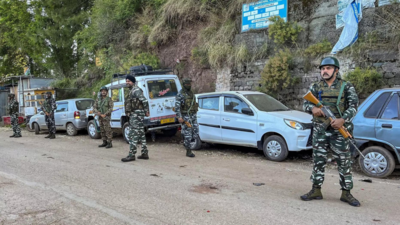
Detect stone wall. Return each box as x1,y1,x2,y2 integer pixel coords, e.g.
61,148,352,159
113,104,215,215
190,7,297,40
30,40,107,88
216,0,400,110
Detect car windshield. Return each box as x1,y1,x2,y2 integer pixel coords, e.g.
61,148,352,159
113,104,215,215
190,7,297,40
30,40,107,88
244,94,290,112
75,100,94,110
148,79,178,99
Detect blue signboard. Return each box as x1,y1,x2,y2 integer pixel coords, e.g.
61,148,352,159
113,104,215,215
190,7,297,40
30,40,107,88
241,0,288,33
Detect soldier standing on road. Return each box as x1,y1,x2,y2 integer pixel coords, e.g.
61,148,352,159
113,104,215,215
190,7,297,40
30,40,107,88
93,86,114,148
121,75,150,162
301,56,361,207
42,92,57,139
175,78,199,158
7,94,22,138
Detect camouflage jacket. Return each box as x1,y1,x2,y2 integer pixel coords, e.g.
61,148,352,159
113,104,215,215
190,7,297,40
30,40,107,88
7,99,19,115
125,86,149,115
43,97,57,114
93,96,114,116
303,77,359,125
175,89,198,118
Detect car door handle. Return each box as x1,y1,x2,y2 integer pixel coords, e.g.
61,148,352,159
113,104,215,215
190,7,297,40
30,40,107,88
224,118,230,121
382,124,392,128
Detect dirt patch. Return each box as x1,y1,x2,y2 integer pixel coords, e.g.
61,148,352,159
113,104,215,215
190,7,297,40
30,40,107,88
191,183,220,194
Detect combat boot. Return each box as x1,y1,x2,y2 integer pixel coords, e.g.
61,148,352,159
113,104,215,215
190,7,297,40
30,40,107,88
300,185,323,201
186,149,195,158
138,153,149,160
98,140,107,147
105,141,113,149
340,190,360,207
121,155,135,162
45,133,52,138
49,133,56,139
14,134,22,138
9,134,15,138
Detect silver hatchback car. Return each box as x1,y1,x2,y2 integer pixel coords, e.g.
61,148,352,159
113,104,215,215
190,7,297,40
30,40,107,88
29,98,94,136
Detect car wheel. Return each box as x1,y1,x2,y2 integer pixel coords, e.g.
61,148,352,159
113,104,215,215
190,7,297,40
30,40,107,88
66,123,78,136
263,135,289,162
190,135,202,150
87,120,101,139
34,123,40,135
163,128,178,137
122,122,131,144
358,146,396,178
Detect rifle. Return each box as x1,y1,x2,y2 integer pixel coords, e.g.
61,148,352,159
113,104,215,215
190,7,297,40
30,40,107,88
303,92,364,158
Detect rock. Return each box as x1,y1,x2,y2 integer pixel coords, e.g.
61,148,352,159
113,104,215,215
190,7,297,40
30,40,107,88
383,72,396,79
382,62,400,74
368,51,398,62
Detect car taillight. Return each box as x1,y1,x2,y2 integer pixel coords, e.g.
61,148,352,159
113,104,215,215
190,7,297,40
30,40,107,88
74,111,80,119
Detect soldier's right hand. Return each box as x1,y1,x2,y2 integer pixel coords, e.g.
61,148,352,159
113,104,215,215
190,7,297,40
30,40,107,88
178,117,184,123
312,107,325,117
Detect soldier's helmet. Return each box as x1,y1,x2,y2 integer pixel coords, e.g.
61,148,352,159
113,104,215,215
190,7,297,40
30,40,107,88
8,93,15,98
319,56,340,69
100,86,108,92
183,78,192,84
46,91,52,95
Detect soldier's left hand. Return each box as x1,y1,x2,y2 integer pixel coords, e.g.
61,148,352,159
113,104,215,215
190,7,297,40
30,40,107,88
101,114,106,118
331,118,345,130
145,112,149,117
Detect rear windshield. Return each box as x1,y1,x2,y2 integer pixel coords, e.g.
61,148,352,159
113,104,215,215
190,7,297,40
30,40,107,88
75,99,94,110
148,79,178,99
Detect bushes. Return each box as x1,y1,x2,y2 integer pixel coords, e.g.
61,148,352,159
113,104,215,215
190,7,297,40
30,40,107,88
304,39,332,57
344,67,383,97
268,16,303,45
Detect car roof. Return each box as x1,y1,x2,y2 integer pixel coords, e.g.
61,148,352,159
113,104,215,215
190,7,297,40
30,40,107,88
56,98,94,102
375,87,400,92
106,74,179,89
196,91,264,97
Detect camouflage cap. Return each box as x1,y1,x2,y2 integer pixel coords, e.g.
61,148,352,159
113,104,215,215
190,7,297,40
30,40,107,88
8,93,15,97
183,78,192,84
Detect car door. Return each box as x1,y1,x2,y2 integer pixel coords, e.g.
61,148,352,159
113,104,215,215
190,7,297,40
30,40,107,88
111,88,123,128
54,101,69,130
221,95,257,145
197,95,222,141
375,92,400,149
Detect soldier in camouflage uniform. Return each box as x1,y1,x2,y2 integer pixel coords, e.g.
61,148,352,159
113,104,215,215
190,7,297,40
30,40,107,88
42,92,57,139
7,94,22,138
175,78,199,158
93,86,114,148
301,57,360,207
121,75,150,162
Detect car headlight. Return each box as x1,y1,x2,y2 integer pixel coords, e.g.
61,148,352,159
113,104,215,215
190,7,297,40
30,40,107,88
284,119,304,130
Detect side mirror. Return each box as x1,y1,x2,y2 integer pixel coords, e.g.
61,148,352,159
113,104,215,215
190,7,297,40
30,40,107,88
242,108,254,116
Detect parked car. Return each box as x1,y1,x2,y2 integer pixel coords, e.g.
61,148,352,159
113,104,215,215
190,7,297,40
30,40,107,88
86,65,182,142
29,98,94,136
353,88,400,178
196,91,313,161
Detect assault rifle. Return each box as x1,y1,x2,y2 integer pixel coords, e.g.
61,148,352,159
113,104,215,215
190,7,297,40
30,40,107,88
303,92,364,158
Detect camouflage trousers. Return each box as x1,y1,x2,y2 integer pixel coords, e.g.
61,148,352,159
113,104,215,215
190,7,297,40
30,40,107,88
11,114,21,136
128,111,147,156
45,113,56,134
99,116,112,141
181,114,199,150
311,123,353,190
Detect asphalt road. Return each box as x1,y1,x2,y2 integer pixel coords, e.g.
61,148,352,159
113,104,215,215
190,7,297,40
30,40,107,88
1,128,399,225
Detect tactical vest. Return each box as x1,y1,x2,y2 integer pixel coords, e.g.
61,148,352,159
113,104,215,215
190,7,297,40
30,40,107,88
180,90,198,114
98,96,111,114
43,99,52,113
313,80,346,124
125,87,144,114
8,100,18,114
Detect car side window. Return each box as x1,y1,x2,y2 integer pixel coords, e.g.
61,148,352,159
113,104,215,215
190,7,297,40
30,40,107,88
364,92,391,118
224,97,249,114
199,97,219,110
380,94,399,120
111,88,123,102
56,103,68,112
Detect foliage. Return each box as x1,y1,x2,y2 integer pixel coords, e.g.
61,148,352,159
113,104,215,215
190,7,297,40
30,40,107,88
344,67,383,97
268,16,303,45
259,49,299,97
304,39,332,57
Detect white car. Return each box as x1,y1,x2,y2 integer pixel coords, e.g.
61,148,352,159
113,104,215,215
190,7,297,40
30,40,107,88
196,91,313,161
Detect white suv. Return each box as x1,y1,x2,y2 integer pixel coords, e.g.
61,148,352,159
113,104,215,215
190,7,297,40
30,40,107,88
196,91,313,161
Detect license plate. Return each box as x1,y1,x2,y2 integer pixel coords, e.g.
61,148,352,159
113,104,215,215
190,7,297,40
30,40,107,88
161,118,175,124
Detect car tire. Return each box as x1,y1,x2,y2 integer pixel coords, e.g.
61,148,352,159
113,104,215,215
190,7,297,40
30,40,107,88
34,123,40,135
358,146,396,178
122,122,130,144
66,123,78,136
87,120,101,139
263,135,289,162
163,128,178,137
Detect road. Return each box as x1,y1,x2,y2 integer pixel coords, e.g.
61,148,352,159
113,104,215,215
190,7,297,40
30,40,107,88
1,127,399,225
